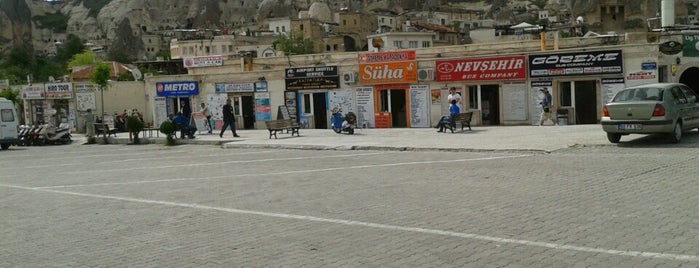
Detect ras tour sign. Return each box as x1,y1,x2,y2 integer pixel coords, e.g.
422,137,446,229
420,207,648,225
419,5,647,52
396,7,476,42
358,51,417,85
436,56,526,82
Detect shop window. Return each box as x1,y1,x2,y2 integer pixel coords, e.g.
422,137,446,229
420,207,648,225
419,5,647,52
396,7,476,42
468,85,478,109
559,81,572,106
658,66,668,83
303,94,312,113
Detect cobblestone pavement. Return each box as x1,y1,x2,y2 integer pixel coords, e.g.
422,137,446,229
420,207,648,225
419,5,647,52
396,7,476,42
1,135,698,267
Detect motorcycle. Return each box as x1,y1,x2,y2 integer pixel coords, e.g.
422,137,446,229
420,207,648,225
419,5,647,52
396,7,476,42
17,125,31,146
37,124,72,145
330,107,357,135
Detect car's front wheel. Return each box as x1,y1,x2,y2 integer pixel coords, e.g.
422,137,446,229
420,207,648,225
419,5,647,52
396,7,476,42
670,121,682,143
607,133,621,143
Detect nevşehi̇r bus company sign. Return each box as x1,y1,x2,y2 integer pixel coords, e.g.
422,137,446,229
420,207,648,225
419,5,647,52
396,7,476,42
156,81,199,97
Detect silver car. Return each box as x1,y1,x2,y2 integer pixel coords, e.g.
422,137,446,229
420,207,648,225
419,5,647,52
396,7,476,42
601,83,699,143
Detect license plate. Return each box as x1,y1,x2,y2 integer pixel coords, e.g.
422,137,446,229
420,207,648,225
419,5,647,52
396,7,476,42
618,124,642,130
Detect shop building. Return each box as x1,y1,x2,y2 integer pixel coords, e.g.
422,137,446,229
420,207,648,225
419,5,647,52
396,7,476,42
20,83,75,127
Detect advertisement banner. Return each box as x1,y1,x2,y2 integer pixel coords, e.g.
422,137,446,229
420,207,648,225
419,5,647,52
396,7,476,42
359,61,417,85
409,85,430,128
44,83,73,99
358,51,416,64
528,50,623,77
76,92,96,112
183,55,223,68
215,82,255,93
285,66,338,78
21,85,44,99
683,35,699,57
436,56,526,82
285,66,339,90
156,81,199,97
254,92,271,121
355,87,375,128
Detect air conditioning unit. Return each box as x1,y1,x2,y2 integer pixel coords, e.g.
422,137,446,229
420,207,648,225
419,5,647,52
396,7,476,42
417,68,434,81
342,71,357,84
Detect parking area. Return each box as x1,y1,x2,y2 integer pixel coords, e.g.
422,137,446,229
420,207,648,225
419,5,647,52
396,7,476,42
1,144,698,267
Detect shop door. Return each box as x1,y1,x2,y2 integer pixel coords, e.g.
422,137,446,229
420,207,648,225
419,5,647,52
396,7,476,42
480,84,500,125
574,81,597,124
379,89,407,127
241,96,255,129
300,92,328,129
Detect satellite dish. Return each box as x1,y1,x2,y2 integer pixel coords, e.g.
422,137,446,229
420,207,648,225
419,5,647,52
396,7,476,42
131,68,143,81
48,76,55,83
372,37,384,48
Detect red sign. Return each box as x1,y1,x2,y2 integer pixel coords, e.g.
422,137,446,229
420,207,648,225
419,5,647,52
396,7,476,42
436,55,526,82
358,51,416,64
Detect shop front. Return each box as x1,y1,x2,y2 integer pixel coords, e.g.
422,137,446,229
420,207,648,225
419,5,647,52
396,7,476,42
436,55,528,126
213,81,259,130
528,50,624,125
358,51,418,128
155,81,199,127
20,83,75,128
284,66,340,129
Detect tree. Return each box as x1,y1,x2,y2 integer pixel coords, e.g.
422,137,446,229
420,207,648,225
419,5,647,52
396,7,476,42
272,33,315,55
67,50,96,71
0,87,19,104
55,34,85,63
89,62,111,143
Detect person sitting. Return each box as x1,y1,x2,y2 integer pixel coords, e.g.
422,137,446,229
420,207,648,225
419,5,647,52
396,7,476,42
436,99,460,133
172,112,196,139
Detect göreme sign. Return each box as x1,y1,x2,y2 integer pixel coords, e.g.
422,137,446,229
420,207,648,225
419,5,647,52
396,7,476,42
358,51,417,85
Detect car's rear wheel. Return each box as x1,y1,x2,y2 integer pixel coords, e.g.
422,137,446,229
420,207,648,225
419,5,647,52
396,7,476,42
607,133,621,143
0,143,9,150
670,121,682,143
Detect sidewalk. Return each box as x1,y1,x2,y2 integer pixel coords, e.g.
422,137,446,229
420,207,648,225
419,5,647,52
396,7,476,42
106,124,609,153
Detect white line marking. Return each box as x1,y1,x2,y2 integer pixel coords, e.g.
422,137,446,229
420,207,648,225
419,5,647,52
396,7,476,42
37,155,528,189
54,152,393,175
2,183,697,262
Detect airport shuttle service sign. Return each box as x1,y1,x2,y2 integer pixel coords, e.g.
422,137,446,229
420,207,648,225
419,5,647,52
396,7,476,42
528,50,623,77
358,51,417,85
156,81,199,97
436,56,526,82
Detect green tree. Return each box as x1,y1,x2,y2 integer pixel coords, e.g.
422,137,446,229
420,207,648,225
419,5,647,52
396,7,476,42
67,50,96,71
155,49,170,60
89,63,111,143
272,33,315,55
55,35,85,63
0,87,19,104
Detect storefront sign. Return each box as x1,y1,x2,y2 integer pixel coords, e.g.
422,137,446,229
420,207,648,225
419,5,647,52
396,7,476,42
358,51,416,64
44,83,73,99
215,82,255,93
359,61,417,85
183,55,223,68
21,85,44,99
156,81,199,97
285,77,340,90
255,81,268,92
285,66,339,90
682,35,699,57
436,56,526,82
528,50,623,77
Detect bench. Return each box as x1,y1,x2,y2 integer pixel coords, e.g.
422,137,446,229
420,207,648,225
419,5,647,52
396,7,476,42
94,123,118,137
443,112,473,133
265,119,300,139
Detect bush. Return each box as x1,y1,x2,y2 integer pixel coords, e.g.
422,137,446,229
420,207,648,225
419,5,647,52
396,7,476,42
159,121,176,146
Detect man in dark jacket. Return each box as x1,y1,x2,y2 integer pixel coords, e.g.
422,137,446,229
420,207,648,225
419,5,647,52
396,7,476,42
219,98,240,138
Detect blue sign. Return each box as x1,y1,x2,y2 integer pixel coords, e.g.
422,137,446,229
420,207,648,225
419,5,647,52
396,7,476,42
156,81,199,97
641,62,657,70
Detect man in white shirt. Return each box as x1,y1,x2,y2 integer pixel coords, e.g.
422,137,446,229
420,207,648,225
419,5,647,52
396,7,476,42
447,87,462,108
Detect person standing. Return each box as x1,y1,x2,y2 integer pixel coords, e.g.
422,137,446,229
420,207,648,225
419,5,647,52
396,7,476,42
199,102,212,134
219,98,240,138
538,88,557,126
84,108,96,138
447,87,462,105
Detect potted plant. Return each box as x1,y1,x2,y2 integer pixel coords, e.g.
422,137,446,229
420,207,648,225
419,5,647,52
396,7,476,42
159,121,176,146
125,115,145,144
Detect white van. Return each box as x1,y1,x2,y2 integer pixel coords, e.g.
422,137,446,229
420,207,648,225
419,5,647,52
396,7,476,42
0,97,19,150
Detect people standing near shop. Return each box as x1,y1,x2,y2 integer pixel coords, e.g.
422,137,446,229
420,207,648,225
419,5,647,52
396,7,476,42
538,88,557,126
447,87,462,106
436,99,460,133
219,98,240,138
180,100,192,120
199,102,212,134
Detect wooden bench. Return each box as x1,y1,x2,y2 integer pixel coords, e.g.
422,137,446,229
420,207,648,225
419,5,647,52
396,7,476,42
265,119,300,139
94,123,118,137
443,112,473,133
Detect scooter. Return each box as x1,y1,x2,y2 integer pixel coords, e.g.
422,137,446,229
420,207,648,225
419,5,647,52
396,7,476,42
17,125,31,146
38,124,72,145
330,107,356,135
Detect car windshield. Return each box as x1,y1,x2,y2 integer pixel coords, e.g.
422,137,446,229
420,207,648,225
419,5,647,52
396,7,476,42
612,87,664,102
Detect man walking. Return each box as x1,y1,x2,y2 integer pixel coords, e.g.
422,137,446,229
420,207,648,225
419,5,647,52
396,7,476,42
219,98,240,138
538,88,557,126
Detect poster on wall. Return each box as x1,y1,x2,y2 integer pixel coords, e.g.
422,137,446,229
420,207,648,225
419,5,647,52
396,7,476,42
328,87,354,114
409,85,430,128
255,92,271,121
76,92,96,112
355,87,375,128
625,70,656,88
192,112,208,133
502,83,527,121
602,78,625,104
208,93,228,120
153,97,168,126
284,91,298,121
530,81,552,126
